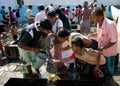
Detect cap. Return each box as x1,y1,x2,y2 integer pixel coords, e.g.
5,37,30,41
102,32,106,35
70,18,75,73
45,6,53,11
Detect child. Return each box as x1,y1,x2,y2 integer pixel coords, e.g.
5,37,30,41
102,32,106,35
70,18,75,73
11,22,18,42
4,12,9,23
51,36,113,86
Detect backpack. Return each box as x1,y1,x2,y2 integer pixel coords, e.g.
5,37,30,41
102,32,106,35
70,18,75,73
18,24,34,43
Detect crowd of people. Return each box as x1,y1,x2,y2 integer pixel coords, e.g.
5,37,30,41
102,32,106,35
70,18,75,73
0,0,118,86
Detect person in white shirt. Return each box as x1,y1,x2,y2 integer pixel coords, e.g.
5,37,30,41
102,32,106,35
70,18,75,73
24,5,35,24
47,11,66,74
34,5,47,26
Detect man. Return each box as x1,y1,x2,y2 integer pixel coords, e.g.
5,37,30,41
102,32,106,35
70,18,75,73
8,7,15,24
1,6,5,20
80,1,91,35
88,7,118,86
34,5,46,24
18,19,52,75
35,5,51,49
0,21,9,65
56,29,98,75
65,6,70,17
0,21,9,53
24,5,35,24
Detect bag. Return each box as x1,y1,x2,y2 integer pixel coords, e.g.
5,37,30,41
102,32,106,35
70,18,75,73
18,24,34,43
93,69,104,78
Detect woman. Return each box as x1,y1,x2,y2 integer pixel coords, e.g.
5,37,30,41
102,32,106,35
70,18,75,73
47,10,67,74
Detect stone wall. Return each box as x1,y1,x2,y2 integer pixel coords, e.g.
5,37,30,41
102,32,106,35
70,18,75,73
0,0,17,12
23,0,120,6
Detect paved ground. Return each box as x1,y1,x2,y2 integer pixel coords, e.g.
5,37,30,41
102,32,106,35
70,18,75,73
0,56,120,86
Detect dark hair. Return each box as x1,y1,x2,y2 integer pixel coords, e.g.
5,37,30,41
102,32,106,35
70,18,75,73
2,6,5,9
101,4,106,11
12,21,16,25
57,29,70,38
55,8,70,30
93,7,104,16
40,19,52,30
67,6,70,8
28,5,32,9
78,5,82,9
38,5,44,10
47,10,56,17
71,36,85,48
50,3,53,6
8,7,11,10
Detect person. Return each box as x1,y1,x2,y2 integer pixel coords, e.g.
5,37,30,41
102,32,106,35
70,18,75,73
88,7,118,86
34,5,46,24
0,21,9,64
8,7,15,24
47,10,67,74
35,5,50,49
18,19,52,75
10,22,18,42
80,1,91,35
51,36,113,86
64,6,70,17
45,5,53,14
24,5,35,24
56,29,98,72
1,6,5,20
70,9,75,23
13,9,17,23
73,6,78,24
55,8,71,31
4,12,9,23
16,9,21,27
57,29,98,50
101,4,106,17
77,5,82,24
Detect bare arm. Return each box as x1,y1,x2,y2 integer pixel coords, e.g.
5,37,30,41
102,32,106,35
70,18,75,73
51,57,72,63
98,42,116,51
87,32,97,38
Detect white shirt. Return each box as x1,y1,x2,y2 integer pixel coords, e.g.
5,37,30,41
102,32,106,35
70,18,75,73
34,10,47,23
52,19,63,34
24,9,33,19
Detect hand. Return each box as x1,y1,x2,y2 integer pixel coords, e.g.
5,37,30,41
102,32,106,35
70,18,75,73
86,34,92,38
94,65,100,71
50,59,60,64
32,48,40,54
98,47,104,52
48,33,55,37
